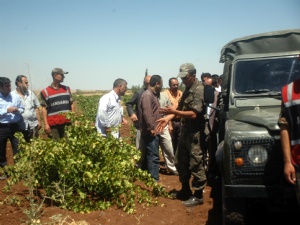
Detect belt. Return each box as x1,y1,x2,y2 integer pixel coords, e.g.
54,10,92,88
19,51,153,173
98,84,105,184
0,123,17,128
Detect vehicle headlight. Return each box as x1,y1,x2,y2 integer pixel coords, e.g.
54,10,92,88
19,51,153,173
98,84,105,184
247,145,268,165
234,141,242,150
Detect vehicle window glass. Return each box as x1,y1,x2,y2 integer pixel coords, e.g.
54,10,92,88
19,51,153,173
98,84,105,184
234,57,300,94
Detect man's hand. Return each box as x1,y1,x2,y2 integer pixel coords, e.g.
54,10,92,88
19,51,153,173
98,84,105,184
155,117,169,134
122,118,128,125
7,106,19,113
284,162,297,185
130,114,138,122
158,105,175,115
44,124,51,134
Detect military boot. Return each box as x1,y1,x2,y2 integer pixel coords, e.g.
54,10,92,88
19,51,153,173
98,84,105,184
169,182,192,200
182,189,204,207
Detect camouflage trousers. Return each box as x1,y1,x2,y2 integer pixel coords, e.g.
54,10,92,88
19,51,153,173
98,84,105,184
174,127,207,191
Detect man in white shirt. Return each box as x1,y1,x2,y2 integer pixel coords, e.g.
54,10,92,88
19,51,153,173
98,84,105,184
158,92,178,175
95,78,128,139
13,75,41,142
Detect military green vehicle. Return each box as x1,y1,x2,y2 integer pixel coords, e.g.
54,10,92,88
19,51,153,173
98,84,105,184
215,29,300,225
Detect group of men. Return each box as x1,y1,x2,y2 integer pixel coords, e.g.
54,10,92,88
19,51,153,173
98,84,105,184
95,62,300,209
1,63,299,209
0,67,74,179
110,63,211,207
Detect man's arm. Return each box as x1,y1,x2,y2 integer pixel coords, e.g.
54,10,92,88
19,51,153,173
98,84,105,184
41,106,50,134
40,91,50,134
125,92,139,116
280,124,296,185
125,92,139,122
35,107,42,130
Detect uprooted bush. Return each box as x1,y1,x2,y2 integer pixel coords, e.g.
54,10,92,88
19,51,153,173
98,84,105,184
3,114,168,214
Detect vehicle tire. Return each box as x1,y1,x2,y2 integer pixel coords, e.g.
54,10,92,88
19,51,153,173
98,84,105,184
222,179,246,225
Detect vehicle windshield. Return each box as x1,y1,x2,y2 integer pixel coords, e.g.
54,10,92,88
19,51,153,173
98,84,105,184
234,56,300,94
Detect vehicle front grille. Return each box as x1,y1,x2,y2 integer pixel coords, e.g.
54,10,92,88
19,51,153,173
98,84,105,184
230,137,284,185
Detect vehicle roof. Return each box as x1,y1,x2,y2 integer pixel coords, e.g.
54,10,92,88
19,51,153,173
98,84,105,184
220,29,300,63
220,29,300,92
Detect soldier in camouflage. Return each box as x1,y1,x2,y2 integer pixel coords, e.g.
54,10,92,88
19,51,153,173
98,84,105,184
157,63,207,206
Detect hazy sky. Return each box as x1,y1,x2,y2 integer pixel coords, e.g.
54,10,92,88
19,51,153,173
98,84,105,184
0,0,299,91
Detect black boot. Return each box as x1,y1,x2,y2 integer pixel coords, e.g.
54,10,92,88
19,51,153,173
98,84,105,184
182,190,204,207
169,182,192,200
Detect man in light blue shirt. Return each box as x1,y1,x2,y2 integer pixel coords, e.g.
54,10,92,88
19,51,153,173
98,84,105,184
0,77,24,179
95,78,128,139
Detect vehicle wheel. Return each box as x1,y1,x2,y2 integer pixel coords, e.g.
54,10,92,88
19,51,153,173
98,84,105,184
222,179,246,225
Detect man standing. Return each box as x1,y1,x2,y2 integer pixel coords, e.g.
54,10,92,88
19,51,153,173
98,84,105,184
95,78,128,139
157,63,207,206
138,75,163,182
278,78,300,209
40,68,75,140
164,77,182,155
206,74,221,181
0,77,24,179
125,75,151,164
14,75,41,142
158,91,178,175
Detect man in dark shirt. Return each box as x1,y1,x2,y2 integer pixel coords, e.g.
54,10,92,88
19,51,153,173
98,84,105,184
126,75,151,168
138,75,163,182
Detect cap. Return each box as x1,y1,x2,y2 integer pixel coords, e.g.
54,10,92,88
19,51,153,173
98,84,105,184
177,63,195,78
51,68,69,76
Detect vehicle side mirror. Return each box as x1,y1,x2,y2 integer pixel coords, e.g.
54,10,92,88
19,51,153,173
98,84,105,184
204,85,215,104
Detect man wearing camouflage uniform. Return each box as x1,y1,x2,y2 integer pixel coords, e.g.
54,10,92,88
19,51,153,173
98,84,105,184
157,63,207,206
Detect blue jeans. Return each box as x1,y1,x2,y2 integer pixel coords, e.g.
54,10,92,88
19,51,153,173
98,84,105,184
143,134,160,181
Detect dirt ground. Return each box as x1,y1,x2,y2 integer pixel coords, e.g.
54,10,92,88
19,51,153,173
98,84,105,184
0,167,221,225
0,119,223,225
0,118,298,225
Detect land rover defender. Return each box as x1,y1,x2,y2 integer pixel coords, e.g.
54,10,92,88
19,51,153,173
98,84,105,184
215,29,300,225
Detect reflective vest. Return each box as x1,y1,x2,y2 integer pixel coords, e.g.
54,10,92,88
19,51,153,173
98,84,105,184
41,85,72,126
281,79,300,165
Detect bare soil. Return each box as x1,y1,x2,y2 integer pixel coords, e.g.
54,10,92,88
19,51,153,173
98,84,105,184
0,118,222,225
0,117,297,225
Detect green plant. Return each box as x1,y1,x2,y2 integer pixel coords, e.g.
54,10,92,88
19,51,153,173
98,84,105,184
4,113,168,214
73,94,101,121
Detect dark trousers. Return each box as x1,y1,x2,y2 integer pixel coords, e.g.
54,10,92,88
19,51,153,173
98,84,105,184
49,124,70,140
21,125,39,143
0,124,19,166
143,134,160,181
170,120,181,155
